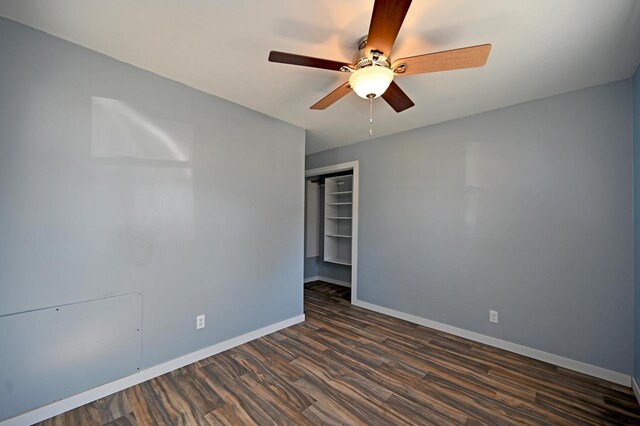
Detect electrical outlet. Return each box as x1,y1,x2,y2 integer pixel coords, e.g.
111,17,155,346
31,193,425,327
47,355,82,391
196,314,205,330
489,310,498,323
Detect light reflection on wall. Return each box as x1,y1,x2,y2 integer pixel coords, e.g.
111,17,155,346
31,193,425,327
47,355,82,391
91,97,194,248
464,142,489,236
92,97,191,161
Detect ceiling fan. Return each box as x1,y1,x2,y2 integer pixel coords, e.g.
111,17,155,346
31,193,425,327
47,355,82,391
268,0,491,116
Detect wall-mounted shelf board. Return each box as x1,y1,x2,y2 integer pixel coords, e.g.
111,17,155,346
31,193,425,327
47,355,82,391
326,217,352,220
327,191,353,195
327,202,352,205
324,257,352,266
326,234,352,238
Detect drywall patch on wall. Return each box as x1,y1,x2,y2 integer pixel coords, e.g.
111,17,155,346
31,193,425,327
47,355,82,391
0,293,142,420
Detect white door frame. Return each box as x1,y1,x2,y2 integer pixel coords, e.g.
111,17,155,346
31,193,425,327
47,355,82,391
305,160,359,304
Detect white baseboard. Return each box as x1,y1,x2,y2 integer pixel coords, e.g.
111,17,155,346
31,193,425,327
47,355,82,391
318,276,351,288
633,377,640,405
304,276,351,288
353,299,630,387
0,314,305,426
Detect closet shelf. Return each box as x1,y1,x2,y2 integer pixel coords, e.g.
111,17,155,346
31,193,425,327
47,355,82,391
323,174,353,268
324,257,352,266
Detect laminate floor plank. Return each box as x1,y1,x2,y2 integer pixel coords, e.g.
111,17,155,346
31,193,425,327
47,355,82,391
34,282,639,425
91,392,133,425
124,382,171,426
203,402,257,426
101,412,138,426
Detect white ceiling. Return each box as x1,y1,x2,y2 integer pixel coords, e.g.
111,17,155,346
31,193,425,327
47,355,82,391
2,1,640,154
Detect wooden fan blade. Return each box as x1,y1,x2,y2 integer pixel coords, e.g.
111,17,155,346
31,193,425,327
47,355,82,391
392,44,492,76
382,81,414,112
310,82,352,110
268,51,350,72
366,0,412,57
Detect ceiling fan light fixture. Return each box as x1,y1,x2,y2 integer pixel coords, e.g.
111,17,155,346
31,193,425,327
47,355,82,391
348,65,394,99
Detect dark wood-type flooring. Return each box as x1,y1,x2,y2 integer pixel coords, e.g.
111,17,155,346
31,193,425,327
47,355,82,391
38,282,640,425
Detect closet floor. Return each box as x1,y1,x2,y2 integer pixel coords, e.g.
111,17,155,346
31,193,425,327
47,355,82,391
38,281,640,425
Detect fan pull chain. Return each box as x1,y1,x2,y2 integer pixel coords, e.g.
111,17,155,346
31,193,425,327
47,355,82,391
369,94,374,137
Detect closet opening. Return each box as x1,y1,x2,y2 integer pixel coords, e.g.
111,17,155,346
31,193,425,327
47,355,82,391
304,161,359,304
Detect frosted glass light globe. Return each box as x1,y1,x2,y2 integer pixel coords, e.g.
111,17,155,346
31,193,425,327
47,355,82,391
348,66,394,99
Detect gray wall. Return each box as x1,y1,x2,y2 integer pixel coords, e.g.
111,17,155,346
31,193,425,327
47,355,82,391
0,17,304,420
307,79,634,374
318,260,351,283
303,180,319,279
304,256,318,279
633,65,640,382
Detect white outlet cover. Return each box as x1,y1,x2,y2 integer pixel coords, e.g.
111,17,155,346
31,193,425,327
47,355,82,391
196,314,205,330
489,310,498,323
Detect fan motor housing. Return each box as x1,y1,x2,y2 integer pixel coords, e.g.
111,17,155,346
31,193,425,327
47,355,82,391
352,36,390,70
